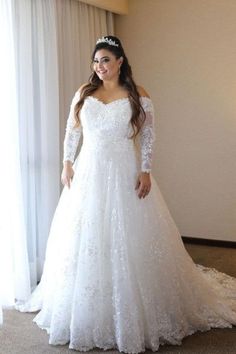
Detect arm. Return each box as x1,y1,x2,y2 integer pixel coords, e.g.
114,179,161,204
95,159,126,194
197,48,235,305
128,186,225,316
63,90,82,164
61,89,82,188
135,87,156,198
139,96,155,173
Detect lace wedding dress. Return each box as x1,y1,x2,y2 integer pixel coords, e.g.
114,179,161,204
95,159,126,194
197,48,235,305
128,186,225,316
15,90,236,353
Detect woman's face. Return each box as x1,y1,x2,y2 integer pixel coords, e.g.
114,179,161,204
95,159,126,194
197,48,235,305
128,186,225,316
93,49,123,81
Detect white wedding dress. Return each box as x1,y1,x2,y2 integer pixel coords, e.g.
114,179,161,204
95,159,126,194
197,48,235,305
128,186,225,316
15,90,236,353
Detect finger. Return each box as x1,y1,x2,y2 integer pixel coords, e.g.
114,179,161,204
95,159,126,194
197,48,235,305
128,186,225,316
135,179,140,190
137,182,149,198
139,188,149,199
137,184,143,198
67,177,71,189
143,188,151,198
138,188,145,198
142,191,147,198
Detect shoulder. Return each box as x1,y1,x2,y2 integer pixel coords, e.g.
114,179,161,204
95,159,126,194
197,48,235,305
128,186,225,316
137,86,154,113
77,83,88,94
72,83,88,101
70,83,88,105
137,85,151,98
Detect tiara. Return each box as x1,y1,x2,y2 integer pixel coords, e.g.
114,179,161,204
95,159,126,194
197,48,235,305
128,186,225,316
96,36,119,47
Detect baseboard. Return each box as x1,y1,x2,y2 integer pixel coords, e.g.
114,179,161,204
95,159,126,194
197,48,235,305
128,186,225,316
182,236,236,248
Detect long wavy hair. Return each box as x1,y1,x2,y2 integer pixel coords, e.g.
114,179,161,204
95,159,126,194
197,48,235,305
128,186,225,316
74,35,146,139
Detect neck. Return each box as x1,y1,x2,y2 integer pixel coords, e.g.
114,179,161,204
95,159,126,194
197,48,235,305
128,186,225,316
101,77,120,91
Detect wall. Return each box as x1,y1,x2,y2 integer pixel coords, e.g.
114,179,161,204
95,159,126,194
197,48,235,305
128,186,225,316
115,0,236,241
78,0,128,14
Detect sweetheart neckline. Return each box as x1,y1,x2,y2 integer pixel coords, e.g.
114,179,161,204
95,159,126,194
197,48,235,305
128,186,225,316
86,95,151,106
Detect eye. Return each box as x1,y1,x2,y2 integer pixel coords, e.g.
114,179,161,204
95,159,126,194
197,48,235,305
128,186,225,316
93,58,110,64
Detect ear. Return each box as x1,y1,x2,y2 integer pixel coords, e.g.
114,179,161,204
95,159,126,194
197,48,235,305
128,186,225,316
119,56,124,66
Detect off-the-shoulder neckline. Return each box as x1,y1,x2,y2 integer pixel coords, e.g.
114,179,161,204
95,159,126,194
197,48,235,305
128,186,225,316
86,95,151,106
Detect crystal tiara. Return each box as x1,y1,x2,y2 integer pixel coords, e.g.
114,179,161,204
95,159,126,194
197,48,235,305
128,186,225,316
96,36,119,47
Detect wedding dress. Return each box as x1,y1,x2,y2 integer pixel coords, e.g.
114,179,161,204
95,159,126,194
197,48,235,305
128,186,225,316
15,90,236,353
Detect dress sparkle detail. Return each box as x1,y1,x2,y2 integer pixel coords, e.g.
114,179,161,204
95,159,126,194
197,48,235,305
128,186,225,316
15,91,236,353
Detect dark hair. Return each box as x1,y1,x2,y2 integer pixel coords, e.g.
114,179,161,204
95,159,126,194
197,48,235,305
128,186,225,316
74,35,146,139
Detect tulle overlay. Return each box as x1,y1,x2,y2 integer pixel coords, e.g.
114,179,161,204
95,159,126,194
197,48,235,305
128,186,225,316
15,95,236,353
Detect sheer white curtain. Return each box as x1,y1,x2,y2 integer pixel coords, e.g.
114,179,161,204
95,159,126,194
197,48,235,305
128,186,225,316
0,0,30,324
12,0,60,289
0,0,114,325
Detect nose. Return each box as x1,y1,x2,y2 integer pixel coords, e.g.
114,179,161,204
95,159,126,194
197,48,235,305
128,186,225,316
98,61,104,69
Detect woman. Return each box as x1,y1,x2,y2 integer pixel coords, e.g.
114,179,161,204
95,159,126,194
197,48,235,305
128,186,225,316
16,35,236,353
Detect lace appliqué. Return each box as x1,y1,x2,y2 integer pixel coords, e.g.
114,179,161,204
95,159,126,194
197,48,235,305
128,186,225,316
139,97,156,173
63,90,82,163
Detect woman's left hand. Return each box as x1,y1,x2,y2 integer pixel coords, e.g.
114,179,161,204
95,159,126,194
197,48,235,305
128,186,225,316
135,172,151,199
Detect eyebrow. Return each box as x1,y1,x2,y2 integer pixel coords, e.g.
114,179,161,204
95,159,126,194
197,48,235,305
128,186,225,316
94,56,110,60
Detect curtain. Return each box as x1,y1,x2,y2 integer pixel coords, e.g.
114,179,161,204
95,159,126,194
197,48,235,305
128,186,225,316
12,0,60,289
0,0,114,325
0,0,31,324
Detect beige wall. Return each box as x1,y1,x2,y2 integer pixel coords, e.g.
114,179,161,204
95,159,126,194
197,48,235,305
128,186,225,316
115,0,236,241
78,0,128,14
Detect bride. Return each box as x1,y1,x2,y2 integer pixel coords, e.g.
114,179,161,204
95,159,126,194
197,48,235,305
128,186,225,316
16,35,236,353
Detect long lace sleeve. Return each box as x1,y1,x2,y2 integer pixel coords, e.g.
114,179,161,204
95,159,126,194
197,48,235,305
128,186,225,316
63,90,82,163
139,96,156,173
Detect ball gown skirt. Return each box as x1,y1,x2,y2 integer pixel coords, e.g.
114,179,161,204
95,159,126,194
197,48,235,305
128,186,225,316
15,93,236,353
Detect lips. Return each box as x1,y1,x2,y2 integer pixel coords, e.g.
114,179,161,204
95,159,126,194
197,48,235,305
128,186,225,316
98,71,107,74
